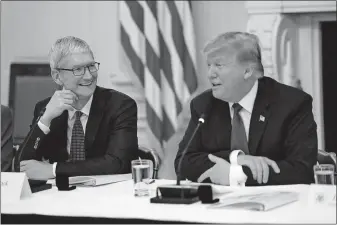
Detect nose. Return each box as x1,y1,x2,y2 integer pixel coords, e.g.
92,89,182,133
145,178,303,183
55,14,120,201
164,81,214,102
207,65,217,79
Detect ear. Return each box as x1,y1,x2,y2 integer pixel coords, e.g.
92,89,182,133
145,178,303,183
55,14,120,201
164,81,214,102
51,69,63,86
243,64,255,80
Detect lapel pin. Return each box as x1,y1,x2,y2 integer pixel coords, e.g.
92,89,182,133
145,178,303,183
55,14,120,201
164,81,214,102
259,115,265,122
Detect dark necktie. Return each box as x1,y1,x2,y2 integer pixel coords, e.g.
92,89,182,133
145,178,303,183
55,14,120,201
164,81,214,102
69,111,86,161
231,103,249,154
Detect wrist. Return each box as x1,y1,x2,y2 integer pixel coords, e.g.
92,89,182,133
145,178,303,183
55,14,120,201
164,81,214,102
40,114,52,127
237,154,244,165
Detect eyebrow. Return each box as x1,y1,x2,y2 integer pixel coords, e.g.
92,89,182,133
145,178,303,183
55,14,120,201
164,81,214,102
207,56,231,64
72,61,95,69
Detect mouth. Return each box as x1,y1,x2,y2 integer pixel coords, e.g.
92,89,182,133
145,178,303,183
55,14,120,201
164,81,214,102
79,80,94,86
212,83,221,87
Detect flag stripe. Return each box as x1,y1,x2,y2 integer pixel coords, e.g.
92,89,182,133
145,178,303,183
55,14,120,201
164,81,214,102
124,1,144,33
146,102,162,141
140,1,160,56
145,67,162,119
175,1,197,67
188,0,192,10
162,110,175,142
120,1,146,63
145,39,161,92
161,70,179,129
166,1,198,93
145,1,157,20
158,31,183,114
157,1,187,104
120,25,144,84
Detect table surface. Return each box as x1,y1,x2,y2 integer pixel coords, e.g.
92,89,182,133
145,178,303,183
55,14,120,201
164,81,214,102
1,178,336,224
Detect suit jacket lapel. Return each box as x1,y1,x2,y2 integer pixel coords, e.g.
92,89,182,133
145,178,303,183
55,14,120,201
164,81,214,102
213,99,232,148
248,78,274,155
85,86,107,151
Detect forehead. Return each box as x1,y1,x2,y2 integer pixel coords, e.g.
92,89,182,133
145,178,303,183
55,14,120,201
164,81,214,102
58,52,94,68
206,51,236,63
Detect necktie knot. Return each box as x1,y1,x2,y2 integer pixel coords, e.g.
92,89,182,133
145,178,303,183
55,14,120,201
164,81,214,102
232,103,243,113
75,111,83,119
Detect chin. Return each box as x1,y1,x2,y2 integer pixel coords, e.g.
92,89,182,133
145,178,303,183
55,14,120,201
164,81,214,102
76,87,96,99
212,88,222,98
212,90,231,102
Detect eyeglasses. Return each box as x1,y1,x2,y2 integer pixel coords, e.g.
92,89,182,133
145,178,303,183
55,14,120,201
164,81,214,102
56,62,100,76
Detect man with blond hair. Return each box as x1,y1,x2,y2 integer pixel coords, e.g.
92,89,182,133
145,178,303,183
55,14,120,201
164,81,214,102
17,36,138,180
175,32,317,186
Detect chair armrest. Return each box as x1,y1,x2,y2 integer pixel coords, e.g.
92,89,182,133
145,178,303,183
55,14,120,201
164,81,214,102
139,146,160,179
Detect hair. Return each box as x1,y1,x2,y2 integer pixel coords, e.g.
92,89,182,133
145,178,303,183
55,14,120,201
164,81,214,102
203,32,264,75
49,36,94,73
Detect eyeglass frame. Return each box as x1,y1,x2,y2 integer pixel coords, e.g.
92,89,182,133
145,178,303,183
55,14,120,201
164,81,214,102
55,62,100,77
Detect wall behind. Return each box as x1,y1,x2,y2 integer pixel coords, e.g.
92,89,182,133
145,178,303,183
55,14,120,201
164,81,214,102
1,1,248,104
1,1,119,106
193,1,248,93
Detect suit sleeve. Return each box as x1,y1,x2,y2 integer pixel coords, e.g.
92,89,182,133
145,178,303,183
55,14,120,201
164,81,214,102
15,103,47,169
55,98,138,176
175,99,231,182
244,95,318,185
1,107,14,172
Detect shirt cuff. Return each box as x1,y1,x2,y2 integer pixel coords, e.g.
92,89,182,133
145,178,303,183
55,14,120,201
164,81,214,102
229,150,244,165
52,162,57,177
38,120,50,134
229,165,247,187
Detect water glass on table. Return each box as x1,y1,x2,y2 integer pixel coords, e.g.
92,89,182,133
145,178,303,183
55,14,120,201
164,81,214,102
314,164,335,185
132,159,153,196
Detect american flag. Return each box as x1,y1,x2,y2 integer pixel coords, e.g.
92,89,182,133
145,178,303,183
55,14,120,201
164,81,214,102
119,1,198,149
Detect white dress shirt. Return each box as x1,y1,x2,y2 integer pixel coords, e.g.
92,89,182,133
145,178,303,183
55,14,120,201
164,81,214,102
228,81,258,186
38,95,93,176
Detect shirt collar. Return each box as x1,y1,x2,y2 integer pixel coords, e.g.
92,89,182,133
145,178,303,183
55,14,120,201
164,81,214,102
229,81,258,114
68,94,93,119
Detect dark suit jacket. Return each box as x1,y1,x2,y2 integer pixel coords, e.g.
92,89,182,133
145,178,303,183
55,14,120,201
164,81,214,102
17,86,138,176
1,105,14,172
175,77,317,185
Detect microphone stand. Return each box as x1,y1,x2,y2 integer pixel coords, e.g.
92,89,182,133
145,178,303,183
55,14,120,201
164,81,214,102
150,116,205,204
15,108,52,193
176,117,205,185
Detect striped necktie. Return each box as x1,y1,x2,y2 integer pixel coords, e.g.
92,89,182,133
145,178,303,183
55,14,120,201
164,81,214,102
69,111,86,161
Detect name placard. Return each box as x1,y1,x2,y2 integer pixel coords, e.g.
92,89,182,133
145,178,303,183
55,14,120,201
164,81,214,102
308,184,336,206
1,172,32,203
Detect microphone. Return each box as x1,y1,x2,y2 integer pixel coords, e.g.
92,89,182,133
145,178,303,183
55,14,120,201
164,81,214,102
14,107,51,193
150,113,207,204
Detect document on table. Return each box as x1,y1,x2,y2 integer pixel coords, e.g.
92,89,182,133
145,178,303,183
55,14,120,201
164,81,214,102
48,173,132,187
209,191,299,211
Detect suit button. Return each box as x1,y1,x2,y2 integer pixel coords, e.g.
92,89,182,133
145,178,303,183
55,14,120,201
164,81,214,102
34,137,40,149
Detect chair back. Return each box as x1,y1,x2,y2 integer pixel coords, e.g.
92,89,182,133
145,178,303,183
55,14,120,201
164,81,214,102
9,62,57,145
138,146,160,179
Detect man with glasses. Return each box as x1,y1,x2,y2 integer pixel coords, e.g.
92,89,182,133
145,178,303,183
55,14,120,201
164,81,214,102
18,36,138,180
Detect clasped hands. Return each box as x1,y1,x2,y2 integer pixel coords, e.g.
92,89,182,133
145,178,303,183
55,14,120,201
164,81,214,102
198,154,280,185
